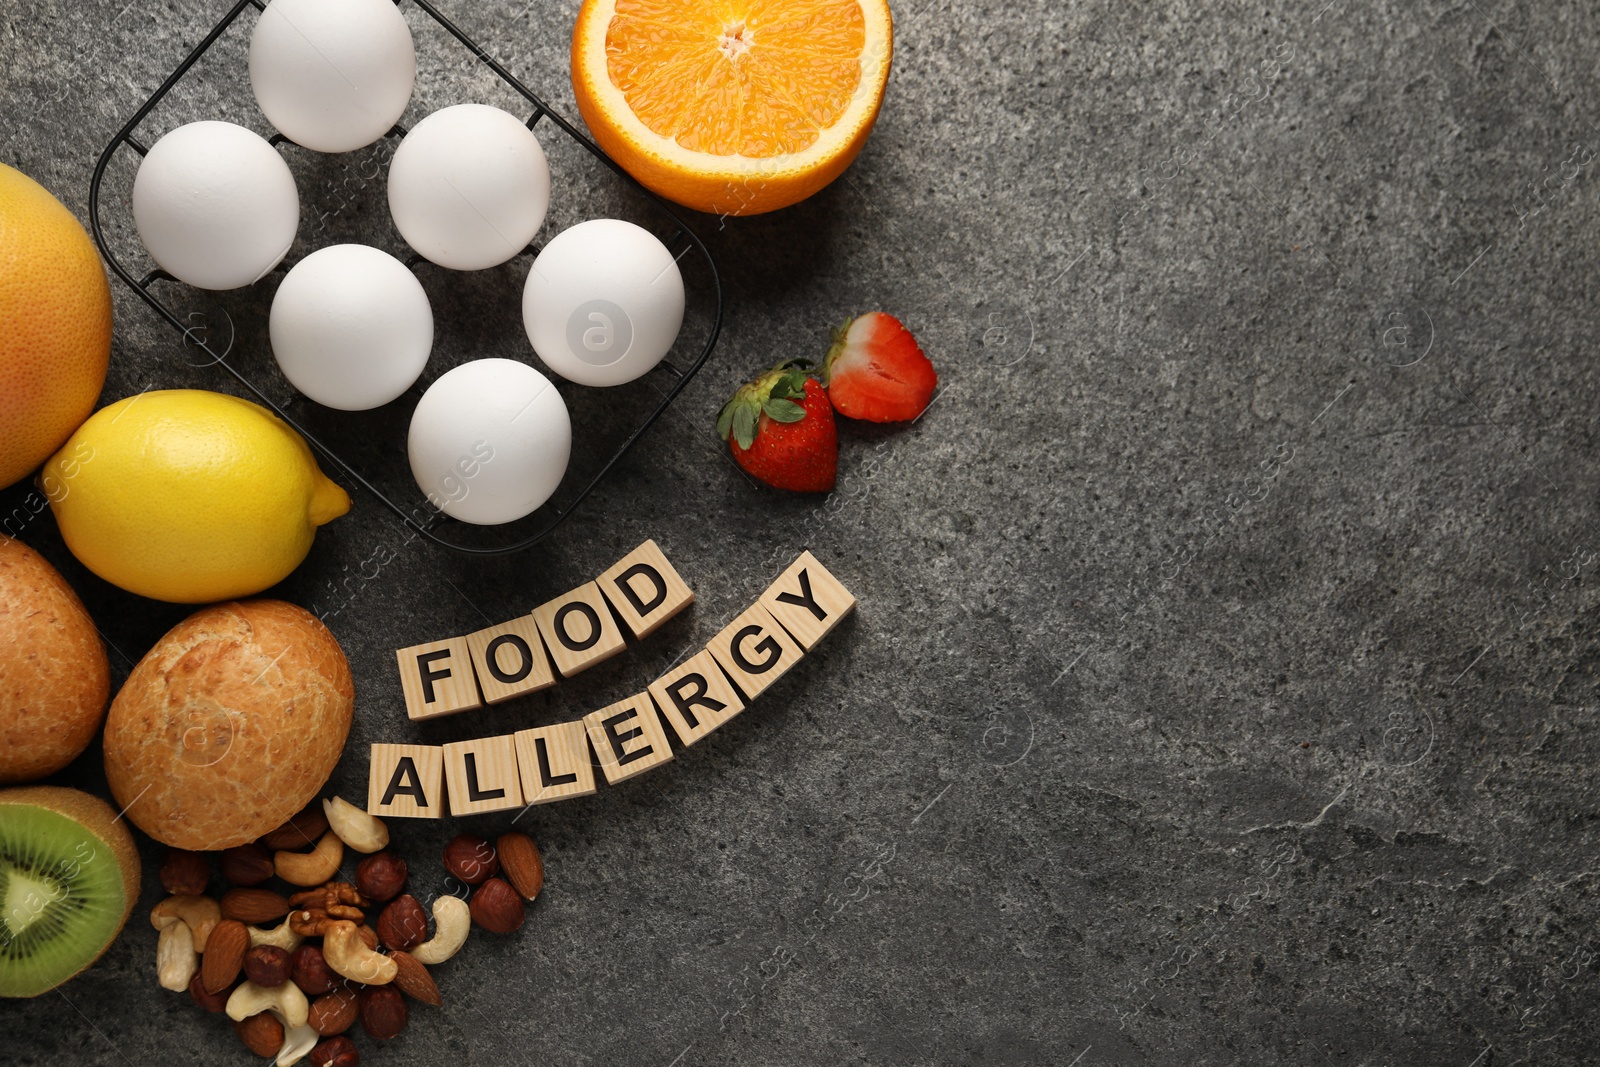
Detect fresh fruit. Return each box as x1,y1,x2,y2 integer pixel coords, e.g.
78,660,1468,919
0,537,110,784
0,785,139,997
0,164,112,491
822,312,937,422
102,600,354,851
717,361,837,492
571,0,894,215
43,389,350,603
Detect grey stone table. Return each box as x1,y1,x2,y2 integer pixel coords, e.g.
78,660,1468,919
3,0,1599,1063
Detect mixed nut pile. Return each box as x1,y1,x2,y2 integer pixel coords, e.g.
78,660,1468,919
150,796,544,1065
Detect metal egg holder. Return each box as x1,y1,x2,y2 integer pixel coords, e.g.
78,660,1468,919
88,0,723,556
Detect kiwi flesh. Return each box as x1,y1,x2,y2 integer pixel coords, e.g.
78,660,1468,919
0,785,139,997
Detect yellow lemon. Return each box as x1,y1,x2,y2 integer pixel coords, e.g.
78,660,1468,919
42,390,349,603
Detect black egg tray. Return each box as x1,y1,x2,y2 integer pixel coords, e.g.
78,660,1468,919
87,0,722,556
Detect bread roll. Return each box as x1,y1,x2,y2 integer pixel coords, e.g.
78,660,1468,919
104,599,352,850
0,536,110,783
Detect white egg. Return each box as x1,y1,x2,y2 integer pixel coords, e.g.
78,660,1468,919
387,104,550,271
249,0,416,153
521,219,686,387
408,359,571,525
269,244,432,411
132,121,299,291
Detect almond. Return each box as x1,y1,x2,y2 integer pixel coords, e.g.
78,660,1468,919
260,803,330,851
222,887,292,925
234,1011,284,1058
495,833,544,902
308,987,358,1036
202,919,250,995
387,950,442,1007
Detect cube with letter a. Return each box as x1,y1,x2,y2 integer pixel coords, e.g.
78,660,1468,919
368,744,445,819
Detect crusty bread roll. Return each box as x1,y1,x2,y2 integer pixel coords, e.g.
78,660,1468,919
104,599,352,850
0,537,111,783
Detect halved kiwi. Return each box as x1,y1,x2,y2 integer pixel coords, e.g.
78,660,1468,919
0,785,139,998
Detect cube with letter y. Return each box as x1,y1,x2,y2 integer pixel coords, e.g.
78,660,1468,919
368,744,445,819
758,551,856,650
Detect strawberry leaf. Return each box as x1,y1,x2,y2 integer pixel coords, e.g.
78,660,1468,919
732,405,759,450
715,404,735,441
763,398,805,422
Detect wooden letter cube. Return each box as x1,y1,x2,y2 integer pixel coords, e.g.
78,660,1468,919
443,734,525,816
597,539,694,639
396,637,482,720
758,551,856,651
465,615,555,704
368,744,445,819
532,582,627,677
647,648,746,747
708,603,805,700
583,693,675,785
514,720,598,805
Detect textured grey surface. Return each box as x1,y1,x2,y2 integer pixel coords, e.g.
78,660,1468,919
3,0,1600,1063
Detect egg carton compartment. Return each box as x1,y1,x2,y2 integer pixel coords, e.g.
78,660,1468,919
88,0,723,556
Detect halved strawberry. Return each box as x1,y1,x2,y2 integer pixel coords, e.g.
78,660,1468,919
821,312,938,422
716,360,838,492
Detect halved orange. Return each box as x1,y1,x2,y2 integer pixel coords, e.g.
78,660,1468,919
571,0,893,216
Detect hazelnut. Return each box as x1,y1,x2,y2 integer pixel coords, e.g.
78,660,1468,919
308,988,359,1036
159,849,209,896
359,985,408,1040
442,834,498,885
469,877,525,934
219,843,275,887
354,852,408,902
291,944,337,997
310,1035,361,1067
243,944,292,988
375,894,429,953
234,1011,284,1058
188,970,231,1013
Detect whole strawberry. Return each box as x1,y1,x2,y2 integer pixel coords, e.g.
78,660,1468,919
716,360,837,492
822,312,938,422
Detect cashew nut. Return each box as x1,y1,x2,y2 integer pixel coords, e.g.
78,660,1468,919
273,830,344,887
155,921,197,991
322,920,397,985
226,979,310,1029
411,895,470,966
273,1015,318,1067
248,914,304,953
150,894,221,952
322,796,389,854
